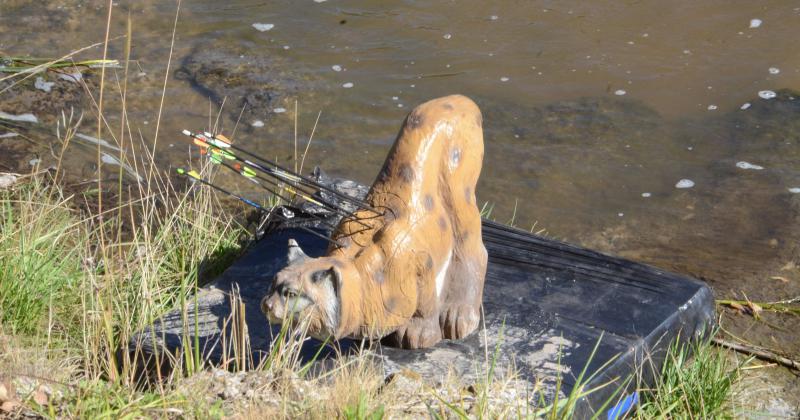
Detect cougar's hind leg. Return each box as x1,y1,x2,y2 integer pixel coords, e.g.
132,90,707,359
439,239,487,340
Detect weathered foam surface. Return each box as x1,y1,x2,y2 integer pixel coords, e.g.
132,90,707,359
130,177,714,418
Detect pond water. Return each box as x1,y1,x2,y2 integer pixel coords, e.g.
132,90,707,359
2,1,800,353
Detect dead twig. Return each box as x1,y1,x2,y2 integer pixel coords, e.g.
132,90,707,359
712,337,800,371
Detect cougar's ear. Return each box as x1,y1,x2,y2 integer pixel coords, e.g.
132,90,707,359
287,239,309,265
311,266,341,296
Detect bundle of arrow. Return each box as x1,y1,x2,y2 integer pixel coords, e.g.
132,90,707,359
177,130,378,247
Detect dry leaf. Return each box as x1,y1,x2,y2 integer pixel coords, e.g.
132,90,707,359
1,400,21,413
728,302,745,313
32,389,48,405
746,301,763,318
771,276,789,283
0,381,15,402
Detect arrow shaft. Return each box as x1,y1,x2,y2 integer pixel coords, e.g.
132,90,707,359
178,168,342,247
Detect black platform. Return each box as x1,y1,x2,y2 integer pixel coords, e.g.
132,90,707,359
131,207,714,418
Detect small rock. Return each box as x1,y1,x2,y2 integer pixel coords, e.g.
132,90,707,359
331,65,342,72
342,82,354,88
740,102,751,110
675,179,695,189
749,18,762,28
769,67,780,75
384,369,424,395
34,77,55,93
0,173,17,189
614,89,627,96
252,120,265,128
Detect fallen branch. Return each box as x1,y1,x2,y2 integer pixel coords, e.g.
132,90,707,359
712,337,800,371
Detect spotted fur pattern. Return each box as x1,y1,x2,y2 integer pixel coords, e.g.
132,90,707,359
261,95,487,349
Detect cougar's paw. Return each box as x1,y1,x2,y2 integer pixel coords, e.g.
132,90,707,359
388,317,442,349
440,304,480,340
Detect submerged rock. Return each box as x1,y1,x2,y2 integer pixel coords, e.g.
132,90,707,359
175,40,324,125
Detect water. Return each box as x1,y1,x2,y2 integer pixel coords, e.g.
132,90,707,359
2,0,800,351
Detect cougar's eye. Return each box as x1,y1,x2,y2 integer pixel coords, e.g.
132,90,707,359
282,288,298,299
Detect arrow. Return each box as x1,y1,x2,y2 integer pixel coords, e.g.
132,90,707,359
185,129,374,228
176,168,343,247
182,129,380,215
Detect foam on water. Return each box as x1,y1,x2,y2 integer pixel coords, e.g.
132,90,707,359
736,161,764,170
75,133,121,152
759,90,777,99
0,111,38,123
252,23,274,32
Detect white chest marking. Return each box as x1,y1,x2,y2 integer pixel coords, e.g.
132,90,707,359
435,250,452,298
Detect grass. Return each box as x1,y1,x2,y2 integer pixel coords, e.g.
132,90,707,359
634,335,750,419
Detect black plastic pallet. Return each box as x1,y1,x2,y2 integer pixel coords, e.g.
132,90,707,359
131,216,714,418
